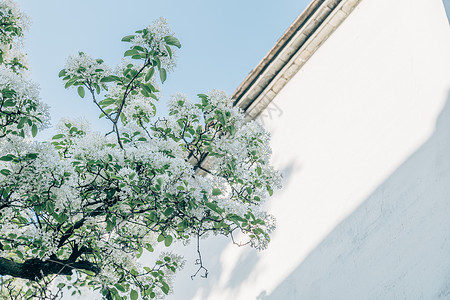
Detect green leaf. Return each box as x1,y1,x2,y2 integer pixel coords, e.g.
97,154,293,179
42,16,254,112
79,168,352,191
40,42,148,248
206,202,221,214
26,153,38,159
58,69,66,77
17,118,26,129
2,100,15,107
100,75,120,83
57,283,66,289
77,86,85,98
145,68,155,82
114,283,125,293
159,68,167,83
130,290,138,300
145,243,154,252
164,207,174,217
133,45,145,52
31,124,38,137
121,35,135,42
161,282,170,295
0,169,11,176
212,188,221,196
197,94,208,105
141,88,150,97
52,134,65,140
165,45,172,59
64,77,78,89
142,84,153,94
164,36,181,48
157,234,165,242
153,56,161,69
256,166,262,176
99,98,115,107
124,49,139,57
106,216,116,232
136,247,143,259
177,220,188,231
0,155,13,161
93,83,101,94
53,212,68,224
164,235,173,247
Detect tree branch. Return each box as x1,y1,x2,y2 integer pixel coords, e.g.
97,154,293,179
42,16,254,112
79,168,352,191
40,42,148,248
0,257,99,281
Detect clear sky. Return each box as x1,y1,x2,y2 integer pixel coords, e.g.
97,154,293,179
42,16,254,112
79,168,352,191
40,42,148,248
15,0,310,138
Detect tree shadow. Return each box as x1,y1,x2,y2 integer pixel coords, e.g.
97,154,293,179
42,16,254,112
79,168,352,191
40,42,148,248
165,160,301,300
225,248,260,289
258,92,450,299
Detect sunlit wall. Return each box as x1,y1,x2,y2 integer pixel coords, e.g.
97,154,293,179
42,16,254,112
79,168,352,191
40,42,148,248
167,0,450,299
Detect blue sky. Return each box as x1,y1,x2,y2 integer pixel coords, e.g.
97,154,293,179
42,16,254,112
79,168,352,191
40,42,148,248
15,0,309,138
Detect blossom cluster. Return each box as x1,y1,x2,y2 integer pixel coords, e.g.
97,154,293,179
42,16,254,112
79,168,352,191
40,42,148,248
131,17,177,71
64,52,112,84
0,52,49,139
0,0,29,71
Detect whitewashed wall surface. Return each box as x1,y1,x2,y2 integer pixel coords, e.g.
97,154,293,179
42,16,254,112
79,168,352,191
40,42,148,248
164,0,450,299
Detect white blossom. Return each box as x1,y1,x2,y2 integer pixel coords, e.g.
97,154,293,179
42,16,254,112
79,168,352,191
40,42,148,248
64,52,112,83
131,17,177,71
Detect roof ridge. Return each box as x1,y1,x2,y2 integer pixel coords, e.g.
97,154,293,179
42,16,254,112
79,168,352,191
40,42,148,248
232,0,361,120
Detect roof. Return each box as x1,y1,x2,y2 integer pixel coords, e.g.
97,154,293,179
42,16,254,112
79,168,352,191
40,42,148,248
232,0,361,120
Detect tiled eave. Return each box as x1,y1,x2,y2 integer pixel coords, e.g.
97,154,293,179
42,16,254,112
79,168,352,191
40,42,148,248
233,0,361,120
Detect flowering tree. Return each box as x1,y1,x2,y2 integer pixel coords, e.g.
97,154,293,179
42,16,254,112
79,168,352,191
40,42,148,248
0,1,281,299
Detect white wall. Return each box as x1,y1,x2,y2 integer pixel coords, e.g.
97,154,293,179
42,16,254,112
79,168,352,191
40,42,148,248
167,0,450,299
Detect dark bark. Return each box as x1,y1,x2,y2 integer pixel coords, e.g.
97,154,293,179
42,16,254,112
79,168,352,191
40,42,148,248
0,256,99,281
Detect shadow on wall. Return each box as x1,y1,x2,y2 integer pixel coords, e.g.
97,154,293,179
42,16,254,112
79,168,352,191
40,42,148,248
221,160,301,290
443,0,450,22
165,160,300,300
258,92,450,299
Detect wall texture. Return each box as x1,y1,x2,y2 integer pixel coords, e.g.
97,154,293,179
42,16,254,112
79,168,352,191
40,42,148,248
166,0,450,299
